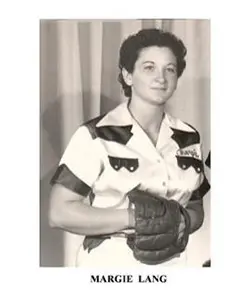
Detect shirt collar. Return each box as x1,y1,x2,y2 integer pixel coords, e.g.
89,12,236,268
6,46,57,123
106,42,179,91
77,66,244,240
96,100,195,134
96,101,133,127
162,112,195,133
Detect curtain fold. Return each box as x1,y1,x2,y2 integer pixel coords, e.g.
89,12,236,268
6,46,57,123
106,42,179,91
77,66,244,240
40,19,210,267
57,21,84,143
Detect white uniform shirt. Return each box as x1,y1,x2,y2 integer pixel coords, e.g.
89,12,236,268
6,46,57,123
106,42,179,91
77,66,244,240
51,101,210,267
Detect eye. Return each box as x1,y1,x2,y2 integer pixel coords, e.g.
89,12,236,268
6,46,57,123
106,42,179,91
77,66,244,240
166,67,176,74
144,65,155,71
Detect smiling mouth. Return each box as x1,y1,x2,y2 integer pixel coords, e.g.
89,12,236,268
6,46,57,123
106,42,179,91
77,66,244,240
151,87,167,91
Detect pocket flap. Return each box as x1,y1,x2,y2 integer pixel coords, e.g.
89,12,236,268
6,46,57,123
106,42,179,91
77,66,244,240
176,156,203,173
108,156,139,172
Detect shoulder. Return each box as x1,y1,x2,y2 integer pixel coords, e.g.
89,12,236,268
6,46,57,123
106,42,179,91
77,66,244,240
79,102,127,139
78,103,133,144
165,113,201,148
81,114,107,139
166,113,199,134
64,115,106,147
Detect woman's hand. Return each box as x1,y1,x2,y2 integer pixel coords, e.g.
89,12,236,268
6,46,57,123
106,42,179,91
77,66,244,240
128,208,135,228
178,214,186,239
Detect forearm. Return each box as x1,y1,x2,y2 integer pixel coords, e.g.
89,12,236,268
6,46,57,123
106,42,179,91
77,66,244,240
185,200,204,234
50,200,130,236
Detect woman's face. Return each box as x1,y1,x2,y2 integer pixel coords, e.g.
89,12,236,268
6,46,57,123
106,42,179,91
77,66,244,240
124,46,178,105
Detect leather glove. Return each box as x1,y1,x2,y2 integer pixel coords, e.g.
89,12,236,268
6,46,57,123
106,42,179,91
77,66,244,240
127,189,191,265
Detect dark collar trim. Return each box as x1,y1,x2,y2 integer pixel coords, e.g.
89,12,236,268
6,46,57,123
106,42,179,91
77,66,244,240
84,115,133,144
170,127,200,148
95,125,133,144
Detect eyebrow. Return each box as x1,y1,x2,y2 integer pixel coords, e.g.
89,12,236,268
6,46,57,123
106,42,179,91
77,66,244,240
142,61,154,64
166,63,177,67
142,61,177,67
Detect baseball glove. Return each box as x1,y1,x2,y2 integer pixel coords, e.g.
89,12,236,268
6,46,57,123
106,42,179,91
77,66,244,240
126,189,191,265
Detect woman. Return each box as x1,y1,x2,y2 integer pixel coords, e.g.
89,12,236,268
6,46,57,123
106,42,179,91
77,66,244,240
49,28,210,267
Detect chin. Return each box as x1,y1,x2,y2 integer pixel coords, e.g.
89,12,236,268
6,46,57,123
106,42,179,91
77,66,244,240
149,91,173,105
148,96,169,106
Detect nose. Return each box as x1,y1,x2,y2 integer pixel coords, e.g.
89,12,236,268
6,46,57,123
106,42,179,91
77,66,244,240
155,69,166,84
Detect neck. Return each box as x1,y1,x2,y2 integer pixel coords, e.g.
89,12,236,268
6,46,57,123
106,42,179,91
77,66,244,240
128,96,165,131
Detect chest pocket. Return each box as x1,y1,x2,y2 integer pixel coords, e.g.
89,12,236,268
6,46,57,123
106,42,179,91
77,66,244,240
108,156,139,173
176,156,204,174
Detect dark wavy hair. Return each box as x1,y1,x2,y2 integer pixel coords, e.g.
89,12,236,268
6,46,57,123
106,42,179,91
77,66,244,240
118,28,187,98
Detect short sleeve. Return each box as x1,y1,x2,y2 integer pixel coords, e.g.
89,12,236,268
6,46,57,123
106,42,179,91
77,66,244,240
50,126,103,197
189,174,210,200
179,123,210,202
189,147,211,201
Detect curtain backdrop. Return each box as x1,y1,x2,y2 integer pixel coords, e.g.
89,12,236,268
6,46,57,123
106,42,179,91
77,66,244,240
40,19,210,267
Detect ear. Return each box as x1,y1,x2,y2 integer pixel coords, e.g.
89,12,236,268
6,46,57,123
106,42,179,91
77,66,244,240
122,68,132,86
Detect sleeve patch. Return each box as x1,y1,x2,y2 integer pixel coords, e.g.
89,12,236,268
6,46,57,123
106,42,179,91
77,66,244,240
50,164,91,197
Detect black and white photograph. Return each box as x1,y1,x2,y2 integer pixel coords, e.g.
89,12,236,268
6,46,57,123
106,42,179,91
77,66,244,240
40,19,211,268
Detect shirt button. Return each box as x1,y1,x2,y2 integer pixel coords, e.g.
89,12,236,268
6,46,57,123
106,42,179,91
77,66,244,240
162,181,166,186
114,165,119,169
182,164,187,169
157,159,161,163
129,166,134,171
197,167,201,172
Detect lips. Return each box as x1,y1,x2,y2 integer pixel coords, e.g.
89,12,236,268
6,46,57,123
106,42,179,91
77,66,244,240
151,87,167,91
